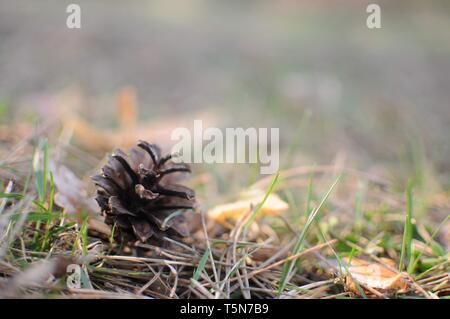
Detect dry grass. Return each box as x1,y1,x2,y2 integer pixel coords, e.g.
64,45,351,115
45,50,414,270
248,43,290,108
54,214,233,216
0,108,449,300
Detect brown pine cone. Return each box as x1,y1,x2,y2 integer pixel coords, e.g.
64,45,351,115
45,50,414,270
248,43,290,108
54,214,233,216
92,141,195,244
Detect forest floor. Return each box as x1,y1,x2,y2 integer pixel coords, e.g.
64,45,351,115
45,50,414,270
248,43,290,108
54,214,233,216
0,91,448,299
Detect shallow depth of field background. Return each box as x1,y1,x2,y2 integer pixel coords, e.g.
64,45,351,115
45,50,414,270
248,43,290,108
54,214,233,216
1,0,450,184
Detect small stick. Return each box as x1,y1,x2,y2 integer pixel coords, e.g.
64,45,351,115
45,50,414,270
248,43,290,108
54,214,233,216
249,240,336,278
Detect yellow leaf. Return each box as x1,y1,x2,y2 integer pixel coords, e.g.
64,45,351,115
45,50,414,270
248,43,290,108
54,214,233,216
207,188,289,224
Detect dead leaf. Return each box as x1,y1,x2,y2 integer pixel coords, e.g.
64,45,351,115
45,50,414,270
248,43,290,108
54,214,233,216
1,256,75,297
87,218,112,239
207,188,289,225
51,162,98,215
50,162,111,238
341,257,409,295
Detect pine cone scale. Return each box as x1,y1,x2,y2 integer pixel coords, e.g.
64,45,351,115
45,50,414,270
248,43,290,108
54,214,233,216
129,216,153,243
109,196,137,217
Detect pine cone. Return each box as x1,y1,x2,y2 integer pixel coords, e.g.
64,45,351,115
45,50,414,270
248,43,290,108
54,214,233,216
92,141,195,244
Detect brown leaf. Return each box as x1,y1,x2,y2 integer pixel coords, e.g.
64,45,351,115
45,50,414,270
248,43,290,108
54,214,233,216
117,86,137,132
51,162,98,215
51,162,112,239
342,257,409,294
87,218,112,239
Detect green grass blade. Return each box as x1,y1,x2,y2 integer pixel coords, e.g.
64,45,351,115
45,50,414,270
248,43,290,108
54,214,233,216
413,213,450,279
41,172,56,250
0,193,24,200
399,180,414,272
244,171,280,231
10,212,62,222
278,174,341,295
305,171,314,216
192,247,210,281
80,215,89,256
33,138,49,202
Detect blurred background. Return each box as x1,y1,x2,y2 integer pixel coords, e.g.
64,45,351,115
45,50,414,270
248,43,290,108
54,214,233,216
1,0,450,187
